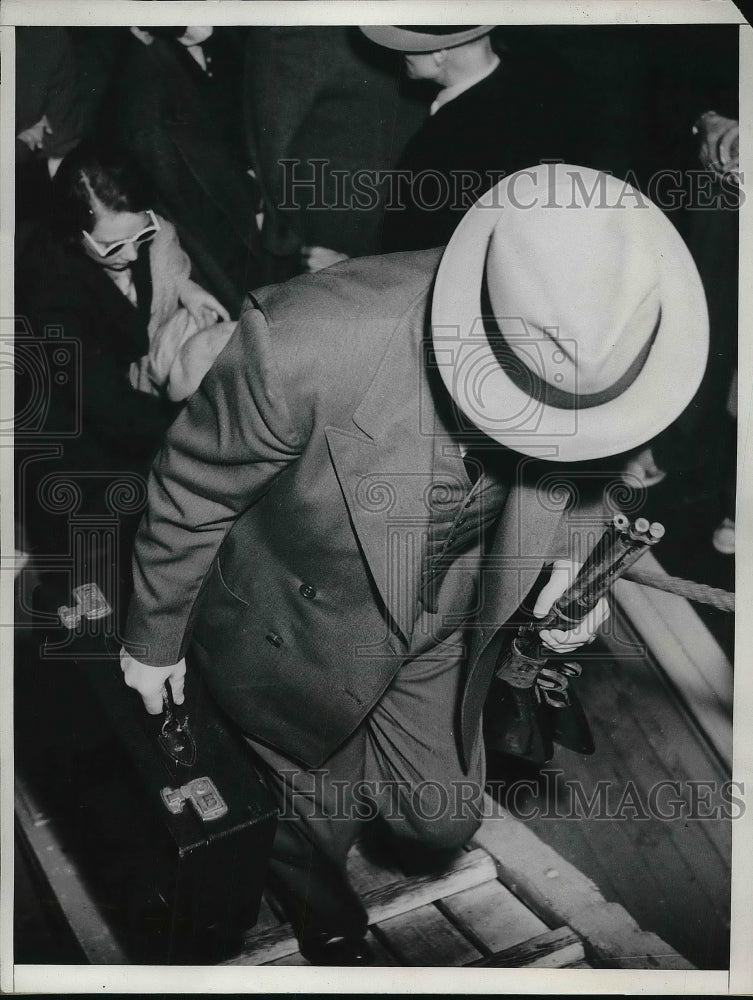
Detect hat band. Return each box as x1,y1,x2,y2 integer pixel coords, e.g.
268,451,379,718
481,286,660,411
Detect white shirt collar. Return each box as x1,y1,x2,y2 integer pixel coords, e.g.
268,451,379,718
429,55,500,116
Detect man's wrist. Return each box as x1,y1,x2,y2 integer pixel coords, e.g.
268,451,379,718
120,641,181,668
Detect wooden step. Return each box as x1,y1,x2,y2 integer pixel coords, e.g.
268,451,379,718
466,926,584,968
222,846,496,965
473,793,695,970
438,876,548,954
373,901,483,966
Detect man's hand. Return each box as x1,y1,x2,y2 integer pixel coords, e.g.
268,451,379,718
694,110,740,184
17,115,52,152
179,280,231,328
533,559,610,654
120,647,186,715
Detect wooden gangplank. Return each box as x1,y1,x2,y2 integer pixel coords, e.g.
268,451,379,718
219,793,693,969
16,769,695,970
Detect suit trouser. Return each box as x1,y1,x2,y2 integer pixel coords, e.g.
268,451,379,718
247,630,485,940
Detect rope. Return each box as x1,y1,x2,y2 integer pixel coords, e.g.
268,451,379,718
621,567,735,613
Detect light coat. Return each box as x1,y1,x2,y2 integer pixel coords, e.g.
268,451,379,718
124,249,604,768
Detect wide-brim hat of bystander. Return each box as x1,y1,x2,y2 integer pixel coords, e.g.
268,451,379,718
359,25,495,53
431,163,709,462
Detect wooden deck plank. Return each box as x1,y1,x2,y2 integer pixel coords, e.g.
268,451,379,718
556,665,711,915
601,692,731,937
374,903,482,966
346,838,404,895
602,599,732,860
550,726,720,942
505,622,730,970
473,793,694,970
613,561,733,767
223,847,496,965
613,648,733,863
564,640,732,948
466,926,584,968
438,878,548,954
14,782,127,966
362,847,496,926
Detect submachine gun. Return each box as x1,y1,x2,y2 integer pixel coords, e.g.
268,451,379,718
485,515,664,765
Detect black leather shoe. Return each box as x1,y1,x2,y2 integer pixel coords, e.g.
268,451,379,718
300,932,374,966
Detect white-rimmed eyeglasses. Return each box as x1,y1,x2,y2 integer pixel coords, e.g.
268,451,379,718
82,209,160,258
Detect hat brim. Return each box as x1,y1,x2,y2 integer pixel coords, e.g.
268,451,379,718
359,25,494,53
431,169,709,463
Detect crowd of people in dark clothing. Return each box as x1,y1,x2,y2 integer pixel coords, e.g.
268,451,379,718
15,23,739,622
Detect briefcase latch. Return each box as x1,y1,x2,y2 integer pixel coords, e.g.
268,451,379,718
161,777,228,822
58,583,112,628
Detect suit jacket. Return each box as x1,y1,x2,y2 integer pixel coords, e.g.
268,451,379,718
382,59,579,252
124,249,604,768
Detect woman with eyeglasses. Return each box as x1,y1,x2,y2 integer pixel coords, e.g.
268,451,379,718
15,141,236,617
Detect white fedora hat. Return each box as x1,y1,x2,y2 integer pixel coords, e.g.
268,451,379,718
359,25,494,53
431,163,709,462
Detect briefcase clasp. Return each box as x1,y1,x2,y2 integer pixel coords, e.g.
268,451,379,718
161,777,228,822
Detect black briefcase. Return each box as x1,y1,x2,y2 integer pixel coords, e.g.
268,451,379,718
37,584,278,965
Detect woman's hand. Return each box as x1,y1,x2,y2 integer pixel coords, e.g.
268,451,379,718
179,280,231,328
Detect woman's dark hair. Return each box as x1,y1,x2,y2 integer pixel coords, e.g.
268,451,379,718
51,140,153,243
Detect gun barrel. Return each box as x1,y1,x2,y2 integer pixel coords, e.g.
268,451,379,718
553,516,661,623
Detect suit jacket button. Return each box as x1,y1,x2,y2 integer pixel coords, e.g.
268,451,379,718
265,632,284,647
299,584,316,599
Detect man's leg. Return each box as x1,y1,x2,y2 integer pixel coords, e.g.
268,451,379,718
246,630,483,954
247,729,369,947
364,631,485,854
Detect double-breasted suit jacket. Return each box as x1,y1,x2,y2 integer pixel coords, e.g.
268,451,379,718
124,249,603,769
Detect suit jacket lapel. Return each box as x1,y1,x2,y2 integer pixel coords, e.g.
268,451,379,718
325,297,437,643
468,466,568,668
458,466,568,767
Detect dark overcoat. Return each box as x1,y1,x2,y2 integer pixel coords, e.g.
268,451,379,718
243,26,424,261
103,31,263,313
382,59,580,252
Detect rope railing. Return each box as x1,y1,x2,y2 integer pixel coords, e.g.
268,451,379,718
621,567,735,613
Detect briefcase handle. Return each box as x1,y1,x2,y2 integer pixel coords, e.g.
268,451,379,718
159,680,198,767
58,582,198,767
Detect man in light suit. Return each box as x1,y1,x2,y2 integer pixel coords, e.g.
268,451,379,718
120,164,707,964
